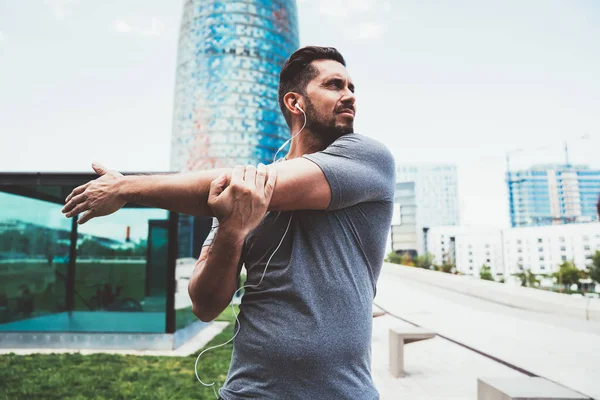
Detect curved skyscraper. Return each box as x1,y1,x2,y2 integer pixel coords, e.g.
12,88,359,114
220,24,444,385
171,0,300,172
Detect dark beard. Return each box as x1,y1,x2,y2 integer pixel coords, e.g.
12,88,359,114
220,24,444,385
304,98,354,144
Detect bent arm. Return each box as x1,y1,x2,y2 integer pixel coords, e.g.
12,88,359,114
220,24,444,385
188,226,244,322
118,158,330,216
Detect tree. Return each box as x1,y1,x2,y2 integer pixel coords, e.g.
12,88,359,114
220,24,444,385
400,252,414,266
436,261,455,274
553,261,583,291
526,269,540,288
479,264,494,281
384,251,402,265
590,251,600,284
414,252,435,270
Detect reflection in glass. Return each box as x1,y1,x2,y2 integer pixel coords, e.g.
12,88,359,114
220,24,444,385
74,209,169,332
0,191,71,327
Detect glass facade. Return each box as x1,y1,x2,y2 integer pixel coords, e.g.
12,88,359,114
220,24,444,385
0,190,72,329
507,165,600,228
170,0,300,172
0,173,209,347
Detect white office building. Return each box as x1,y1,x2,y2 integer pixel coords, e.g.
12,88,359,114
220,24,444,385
390,182,418,255
395,164,461,254
427,223,600,278
427,226,504,277
503,222,600,275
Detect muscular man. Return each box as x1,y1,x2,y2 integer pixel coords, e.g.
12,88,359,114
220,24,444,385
62,46,395,399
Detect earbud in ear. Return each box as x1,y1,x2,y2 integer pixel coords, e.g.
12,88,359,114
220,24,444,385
295,103,304,113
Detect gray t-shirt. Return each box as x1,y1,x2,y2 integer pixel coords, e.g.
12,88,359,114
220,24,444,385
203,133,396,400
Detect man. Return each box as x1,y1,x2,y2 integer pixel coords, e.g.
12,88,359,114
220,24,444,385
62,46,395,399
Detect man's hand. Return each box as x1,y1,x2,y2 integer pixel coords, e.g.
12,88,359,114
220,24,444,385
61,162,127,224
208,163,277,236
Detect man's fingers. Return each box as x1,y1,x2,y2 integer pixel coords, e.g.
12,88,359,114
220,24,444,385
65,202,90,219
208,174,227,202
92,162,106,176
62,193,87,214
255,164,267,192
244,165,257,187
65,182,90,204
264,168,277,199
78,210,96,225
231,165,245,186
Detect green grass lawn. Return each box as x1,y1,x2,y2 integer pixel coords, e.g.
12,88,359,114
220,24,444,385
0,306,240,400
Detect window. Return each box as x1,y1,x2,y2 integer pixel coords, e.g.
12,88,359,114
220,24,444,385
469,259,473,264
486,259,491,263
561,255,567,261
539,256,545,261
537,238,543,243
518,248,523,253
540,265,545,270
560,246,566,252
584,245,591,251
538,247,543,252
518,257,523,262
469,266,473,270
517,239,522,245
485,244,490,248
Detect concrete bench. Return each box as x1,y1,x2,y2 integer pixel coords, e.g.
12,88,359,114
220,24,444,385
477,377,590,400
389,326,436,377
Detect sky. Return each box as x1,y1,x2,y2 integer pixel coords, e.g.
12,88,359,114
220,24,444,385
1,0,599,229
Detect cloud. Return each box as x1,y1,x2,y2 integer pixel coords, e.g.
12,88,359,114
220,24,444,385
305,0,388,40
356,22,385,39
113,17,166,37
344,22,385,40
317,0,379,18
44,0,77,18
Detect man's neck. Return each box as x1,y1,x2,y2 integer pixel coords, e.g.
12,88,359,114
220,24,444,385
285,128,333,160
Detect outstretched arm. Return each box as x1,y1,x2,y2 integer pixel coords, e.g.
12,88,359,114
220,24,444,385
61,158,331,224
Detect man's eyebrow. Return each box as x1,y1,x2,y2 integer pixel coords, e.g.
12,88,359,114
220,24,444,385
321,75,353,85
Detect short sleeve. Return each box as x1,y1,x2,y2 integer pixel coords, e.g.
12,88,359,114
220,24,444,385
202,218,220,247
302,133,396,211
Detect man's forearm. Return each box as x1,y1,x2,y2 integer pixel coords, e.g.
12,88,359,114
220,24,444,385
118,168,230,216
188,226,245,322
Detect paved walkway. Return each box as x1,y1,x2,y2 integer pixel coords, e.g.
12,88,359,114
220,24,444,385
4,264,599,399
372,264,600,399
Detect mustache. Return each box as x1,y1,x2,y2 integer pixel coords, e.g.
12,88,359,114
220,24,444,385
336,106,355,115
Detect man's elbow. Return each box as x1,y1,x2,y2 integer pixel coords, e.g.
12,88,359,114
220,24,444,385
190,295,229,322
192,303,217,323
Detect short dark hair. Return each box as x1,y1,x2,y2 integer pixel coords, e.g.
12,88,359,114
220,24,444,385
278,46,346,126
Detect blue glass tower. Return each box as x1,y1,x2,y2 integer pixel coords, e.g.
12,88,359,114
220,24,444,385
507,164,600,227
170,0,300,172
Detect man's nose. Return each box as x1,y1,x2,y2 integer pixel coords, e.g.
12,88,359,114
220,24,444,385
341,88,356,106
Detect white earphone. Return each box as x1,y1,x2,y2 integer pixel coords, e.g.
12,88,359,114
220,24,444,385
195,99,308,398
271,101,307,163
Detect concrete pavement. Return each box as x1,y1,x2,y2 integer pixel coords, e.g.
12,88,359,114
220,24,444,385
372,263,600,399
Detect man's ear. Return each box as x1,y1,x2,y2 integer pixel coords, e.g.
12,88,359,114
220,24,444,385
283,92,303,115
